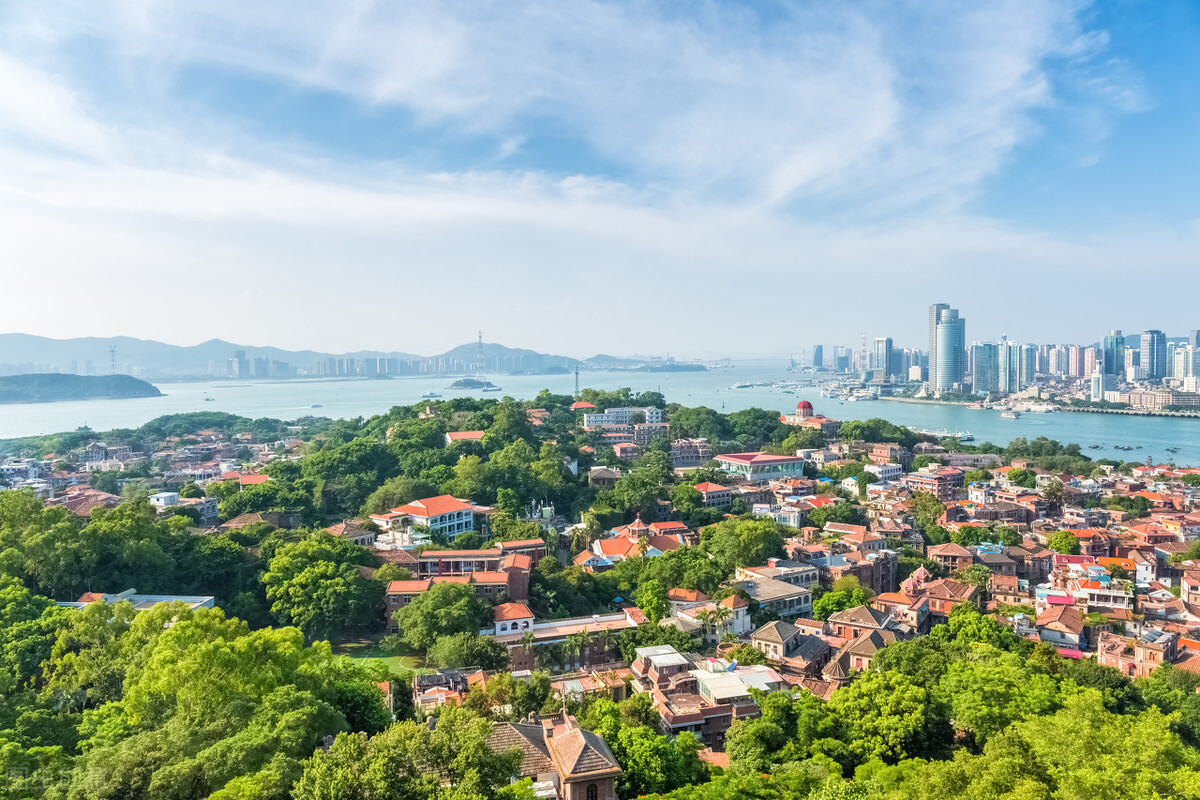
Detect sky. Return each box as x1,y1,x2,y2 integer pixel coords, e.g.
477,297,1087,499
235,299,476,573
0,0,1198,359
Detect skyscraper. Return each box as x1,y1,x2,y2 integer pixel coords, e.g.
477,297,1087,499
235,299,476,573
997,340,1023,393
934,307,965,393
1141,330,1167,380
872,337,894,377
1189,330,1200,349
928,303,949,388
970,343,999,394
811,344,823,369
1103,330,1124,375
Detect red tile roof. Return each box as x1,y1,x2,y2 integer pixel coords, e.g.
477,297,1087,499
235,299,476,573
391,495,477,518
446,431,486,441
494,602,534,621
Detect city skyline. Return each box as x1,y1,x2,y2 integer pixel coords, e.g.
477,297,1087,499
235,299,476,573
2,3,1199,356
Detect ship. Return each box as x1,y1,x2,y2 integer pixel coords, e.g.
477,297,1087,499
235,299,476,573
1000,409,1020,419
911,428,974,441
420,392,442,399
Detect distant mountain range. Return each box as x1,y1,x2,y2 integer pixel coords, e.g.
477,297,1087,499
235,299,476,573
0,334,696,379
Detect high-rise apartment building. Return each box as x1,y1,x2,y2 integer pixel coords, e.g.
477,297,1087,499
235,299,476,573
811,344,823,369
1141,330,1168,381
1067,345,1084,378
1103,330,1125,376
928,303,949,389
996,340,1023,393
933,308,966,392
970,343,999,394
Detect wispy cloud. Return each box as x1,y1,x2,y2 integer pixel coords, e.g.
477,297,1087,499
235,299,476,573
0,1,1179,355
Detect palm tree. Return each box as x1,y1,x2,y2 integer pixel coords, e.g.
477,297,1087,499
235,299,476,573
595,628,615,660
564,633,586,669
521,631,536,658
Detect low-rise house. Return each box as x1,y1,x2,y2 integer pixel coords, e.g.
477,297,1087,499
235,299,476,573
632,646,787,748
747,621,832,678
59,588,215,611
692,482,733,509
326,519,377,547
1036,605,1086,650
822,629,899,683
488,714,623,800
734,576,812,617
370,495,479,541
927,542,973,573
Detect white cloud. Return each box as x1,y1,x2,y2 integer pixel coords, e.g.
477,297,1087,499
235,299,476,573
0,1,1181,357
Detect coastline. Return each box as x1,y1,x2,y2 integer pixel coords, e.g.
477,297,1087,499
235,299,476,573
877,394,1200,421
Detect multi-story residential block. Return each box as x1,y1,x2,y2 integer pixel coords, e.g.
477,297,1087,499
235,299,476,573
669,438,714,468
583,407,664,426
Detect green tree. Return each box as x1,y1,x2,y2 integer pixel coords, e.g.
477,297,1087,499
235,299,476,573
426,632,509,670
1046,530,1081,555
394,582,489,651
636,580,669,624
1006,468,1037,489
827,670,951,763
261,534,382,639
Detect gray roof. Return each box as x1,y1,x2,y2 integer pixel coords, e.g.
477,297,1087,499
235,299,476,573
751,620,797,645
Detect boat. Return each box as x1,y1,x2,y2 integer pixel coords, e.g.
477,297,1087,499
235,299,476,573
421,392,442,399
482,386,502,392
911,428,974,440
1088,444,1101,450
203,397,215,402
310,404,323,408
1000,410,1020,419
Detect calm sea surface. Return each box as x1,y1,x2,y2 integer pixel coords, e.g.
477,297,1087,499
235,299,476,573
2,360,1198,466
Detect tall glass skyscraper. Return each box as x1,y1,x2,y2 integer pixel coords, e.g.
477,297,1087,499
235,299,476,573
934,308,965,392
1103,330,1124,376
970,343,999,394
1141,330,1167,380
928,303,949,388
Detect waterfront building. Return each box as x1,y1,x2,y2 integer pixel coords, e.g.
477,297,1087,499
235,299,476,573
927,303,949,388
969,343,998,394
1142,330,1168,381
933,307,965,393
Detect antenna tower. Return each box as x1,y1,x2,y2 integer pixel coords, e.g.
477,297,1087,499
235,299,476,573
476,331,484,377
574,366,580,398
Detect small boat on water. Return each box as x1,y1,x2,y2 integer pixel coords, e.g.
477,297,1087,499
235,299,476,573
482,386,502,392
310,404,323,408
203,397,215,402
1001,410,1020,419
421,392,442,399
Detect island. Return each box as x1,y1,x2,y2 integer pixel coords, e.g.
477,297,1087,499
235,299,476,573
0,374,163,404
447,377,500,390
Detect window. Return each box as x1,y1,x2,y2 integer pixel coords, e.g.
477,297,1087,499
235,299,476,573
586,784,598,800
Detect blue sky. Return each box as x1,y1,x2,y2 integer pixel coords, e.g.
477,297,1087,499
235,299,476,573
0,1,1197,357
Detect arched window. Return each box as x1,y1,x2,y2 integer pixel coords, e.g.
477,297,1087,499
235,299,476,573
499,623,507,632
586,784,598,800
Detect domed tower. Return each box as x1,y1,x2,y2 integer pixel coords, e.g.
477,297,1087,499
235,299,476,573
795,400,814,420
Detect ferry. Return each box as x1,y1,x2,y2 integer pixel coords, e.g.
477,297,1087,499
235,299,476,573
911,428,974,441
1000,409,1020,419
482,386,502,392
421,392,442,399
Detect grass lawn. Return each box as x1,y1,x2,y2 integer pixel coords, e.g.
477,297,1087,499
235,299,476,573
332,634,423,674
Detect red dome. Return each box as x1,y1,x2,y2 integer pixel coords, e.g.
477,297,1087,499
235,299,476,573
796,400,813,411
